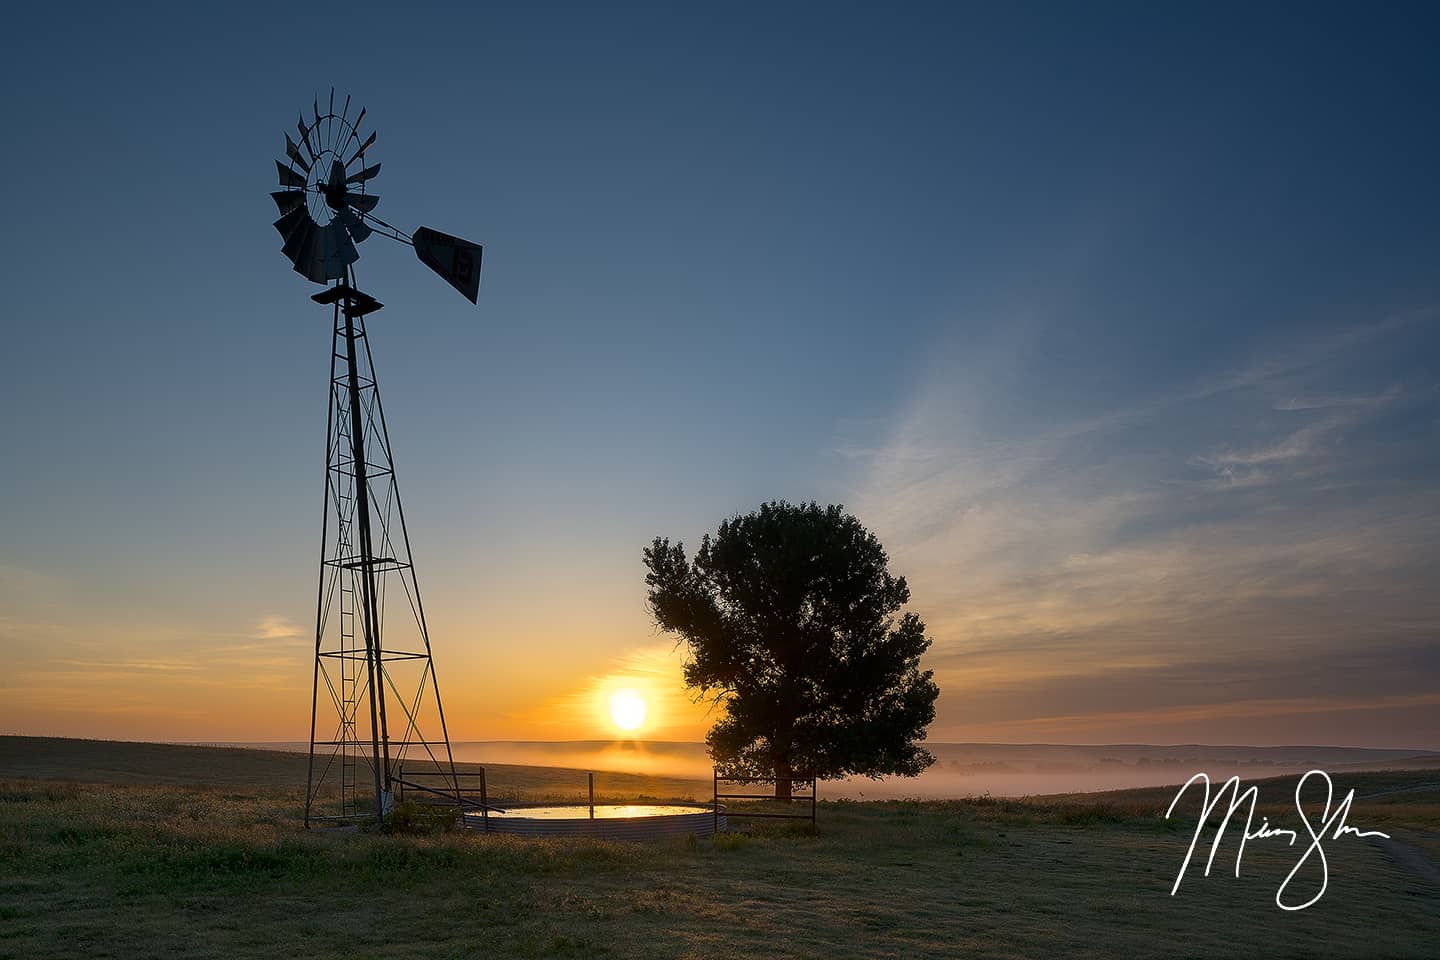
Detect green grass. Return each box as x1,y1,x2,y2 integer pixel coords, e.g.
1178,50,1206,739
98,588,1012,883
0,738,1436,959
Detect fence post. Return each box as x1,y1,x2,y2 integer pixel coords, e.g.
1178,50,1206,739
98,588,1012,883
480,766,489,833
588,772,595,819
811,774,816,827
713,768,718,836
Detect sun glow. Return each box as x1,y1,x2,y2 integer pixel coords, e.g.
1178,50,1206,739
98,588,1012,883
608,689,647,732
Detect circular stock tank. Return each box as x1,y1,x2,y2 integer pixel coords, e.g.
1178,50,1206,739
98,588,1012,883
466,803,724,840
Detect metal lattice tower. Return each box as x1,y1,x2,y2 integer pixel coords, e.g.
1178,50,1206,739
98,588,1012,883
268,91,484,825
304,281,461,824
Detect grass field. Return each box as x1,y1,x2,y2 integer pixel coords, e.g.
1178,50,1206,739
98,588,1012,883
1,737,1436,959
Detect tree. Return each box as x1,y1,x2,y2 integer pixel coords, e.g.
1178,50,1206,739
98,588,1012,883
643,501,939,798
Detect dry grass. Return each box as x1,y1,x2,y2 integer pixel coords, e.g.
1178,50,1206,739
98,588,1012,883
0,739,1437,959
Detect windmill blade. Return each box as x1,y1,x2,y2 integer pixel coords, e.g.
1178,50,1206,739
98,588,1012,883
298,226,330,282
343,191,379,213
299,256,331,284
413,226,483,304
339,93,350,126
337,206,373,243
353,107,366,137
272,206,308,243
325,221,360,273
318,222,338,268
284,133,312,173
271,190,307,216
282,215,317,265
328,158,347,193
346,131,377,166
297,115,315,161
276,160,308,189
345,162,381,185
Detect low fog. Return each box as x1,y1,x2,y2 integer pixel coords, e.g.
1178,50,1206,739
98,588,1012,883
235,740,1440,799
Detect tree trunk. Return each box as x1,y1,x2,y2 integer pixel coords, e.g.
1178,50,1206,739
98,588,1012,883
774,756,792,800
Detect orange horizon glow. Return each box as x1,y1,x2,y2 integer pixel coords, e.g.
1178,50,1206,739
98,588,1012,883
6,580,1437,750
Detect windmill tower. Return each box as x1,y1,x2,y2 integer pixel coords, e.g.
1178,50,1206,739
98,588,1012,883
270,91,485,825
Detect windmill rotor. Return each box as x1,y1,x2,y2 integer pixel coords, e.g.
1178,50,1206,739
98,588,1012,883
273,88,485,302
271,90,378,284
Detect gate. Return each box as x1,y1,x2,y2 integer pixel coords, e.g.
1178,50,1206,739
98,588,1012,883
712,770,817,834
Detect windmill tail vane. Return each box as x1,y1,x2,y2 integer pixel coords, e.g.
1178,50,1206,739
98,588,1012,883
272,90,485,826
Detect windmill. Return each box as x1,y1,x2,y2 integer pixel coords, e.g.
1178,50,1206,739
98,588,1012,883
271,90,484,826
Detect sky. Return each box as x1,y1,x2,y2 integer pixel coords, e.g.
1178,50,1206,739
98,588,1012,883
1,3,1437,750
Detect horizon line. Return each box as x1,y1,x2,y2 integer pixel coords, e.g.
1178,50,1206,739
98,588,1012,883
6,734,1437,755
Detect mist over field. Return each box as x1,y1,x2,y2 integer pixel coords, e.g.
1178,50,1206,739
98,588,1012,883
221,740,1440,799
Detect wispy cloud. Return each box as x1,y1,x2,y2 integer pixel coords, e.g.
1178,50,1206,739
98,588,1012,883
1190,383,1402,489
56,658,203,673
837,309,1439,745
1274,392,1393,411
255,616,303,640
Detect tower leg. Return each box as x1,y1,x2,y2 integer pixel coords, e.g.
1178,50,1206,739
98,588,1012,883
304,304,342,828
343,304,392,822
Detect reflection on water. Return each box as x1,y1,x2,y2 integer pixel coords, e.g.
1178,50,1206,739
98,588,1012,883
492,804,706,819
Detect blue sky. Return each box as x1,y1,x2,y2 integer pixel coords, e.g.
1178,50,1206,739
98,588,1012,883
2,3,1437,745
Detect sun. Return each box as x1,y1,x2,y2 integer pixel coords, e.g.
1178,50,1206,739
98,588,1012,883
608,689,647,733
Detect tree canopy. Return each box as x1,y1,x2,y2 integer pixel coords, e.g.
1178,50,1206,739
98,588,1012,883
643,501,938,797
